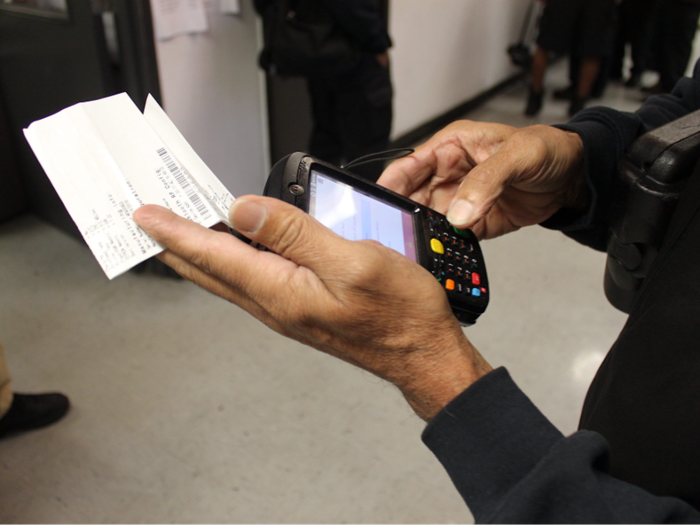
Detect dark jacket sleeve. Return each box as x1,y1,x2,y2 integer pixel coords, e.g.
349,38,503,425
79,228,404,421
423,368,700,523
540,59,700,251
320,0,391,53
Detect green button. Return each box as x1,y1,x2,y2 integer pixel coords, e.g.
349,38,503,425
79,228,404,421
453,226,471,238
430,238,444,255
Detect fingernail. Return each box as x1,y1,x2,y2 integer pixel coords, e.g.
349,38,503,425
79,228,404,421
447,199,475,226
230,198,267,234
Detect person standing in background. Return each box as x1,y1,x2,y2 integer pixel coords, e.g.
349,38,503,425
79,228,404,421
643,0,700,95
255,0,393,182
609,0,662,88
525,0,616,117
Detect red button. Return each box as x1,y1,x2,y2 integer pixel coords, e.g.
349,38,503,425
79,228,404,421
481,287,487,294
472,273,481,285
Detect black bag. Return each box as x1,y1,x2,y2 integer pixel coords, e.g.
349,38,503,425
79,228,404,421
604,109,700,313
257,0,361,77
507,0,543,69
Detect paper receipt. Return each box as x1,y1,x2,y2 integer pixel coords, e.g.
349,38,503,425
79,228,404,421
24,93,235,280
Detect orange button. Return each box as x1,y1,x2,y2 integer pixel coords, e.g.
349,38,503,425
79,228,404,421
445,279,455,291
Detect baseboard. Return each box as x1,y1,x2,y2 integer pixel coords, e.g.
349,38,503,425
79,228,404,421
390,71,526,149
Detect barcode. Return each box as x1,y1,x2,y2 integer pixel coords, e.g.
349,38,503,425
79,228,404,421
157,147,211,220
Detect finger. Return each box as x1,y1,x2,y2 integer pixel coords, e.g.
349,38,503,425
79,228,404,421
133,204,296,296
227,196,351,277
445,141,526,228
155,249,271,321
378,150,438,197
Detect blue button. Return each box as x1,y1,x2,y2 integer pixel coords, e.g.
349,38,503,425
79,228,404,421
471,288,481,297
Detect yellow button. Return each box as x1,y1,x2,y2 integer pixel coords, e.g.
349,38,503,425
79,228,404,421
430,238,444,254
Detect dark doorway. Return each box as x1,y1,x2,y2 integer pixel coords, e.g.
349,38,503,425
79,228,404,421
0,0,160,237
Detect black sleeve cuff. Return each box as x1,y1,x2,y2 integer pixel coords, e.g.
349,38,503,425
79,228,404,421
422,367,564,520
540,107,647,251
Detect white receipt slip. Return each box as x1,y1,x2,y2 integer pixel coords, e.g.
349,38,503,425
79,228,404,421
24,93,235,280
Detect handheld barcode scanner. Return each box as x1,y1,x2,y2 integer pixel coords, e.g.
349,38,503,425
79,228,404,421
605,109,700,313
262,152,489,326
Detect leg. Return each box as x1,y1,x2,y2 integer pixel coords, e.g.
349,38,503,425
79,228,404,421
657,0,700,91
577,57,601,98
306,78,343,166
525,46,548,116
335,54,393,182
530,46,549,93
628,0,662,80
0,342,13,418
610,0,632,80
571,0,616,114
569,56,601,116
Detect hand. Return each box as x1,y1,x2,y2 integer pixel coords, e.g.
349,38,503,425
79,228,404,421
378,121,588,240
133,197,492,421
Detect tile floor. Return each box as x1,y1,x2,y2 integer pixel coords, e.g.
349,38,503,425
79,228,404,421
0,61,654,523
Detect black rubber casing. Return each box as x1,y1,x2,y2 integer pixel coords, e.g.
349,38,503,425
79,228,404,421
263,152,490,326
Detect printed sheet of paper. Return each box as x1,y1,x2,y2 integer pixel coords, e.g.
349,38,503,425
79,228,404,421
24,93,235,280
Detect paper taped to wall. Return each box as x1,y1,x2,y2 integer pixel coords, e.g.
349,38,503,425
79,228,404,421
24,93,235,280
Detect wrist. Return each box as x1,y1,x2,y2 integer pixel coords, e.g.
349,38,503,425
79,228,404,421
560,131,590,212
395,338,492,421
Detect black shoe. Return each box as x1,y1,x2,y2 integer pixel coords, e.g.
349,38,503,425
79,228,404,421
0,393,70,439
568,95,588,117
624,73,642,88
553,86,574,100
525,89,544,116
641,82,668,95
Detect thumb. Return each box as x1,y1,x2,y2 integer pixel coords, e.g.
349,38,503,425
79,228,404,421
446,157,511,229
230,195,345,270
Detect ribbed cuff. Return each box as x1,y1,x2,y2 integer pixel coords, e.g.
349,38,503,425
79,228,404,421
422,367,564,521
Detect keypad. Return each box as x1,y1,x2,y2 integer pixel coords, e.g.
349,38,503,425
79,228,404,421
427,212,486,299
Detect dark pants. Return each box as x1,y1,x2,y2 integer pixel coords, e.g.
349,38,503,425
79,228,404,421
306,53,393,182
610,0,662,79
568,54,612,98
652,0,700,91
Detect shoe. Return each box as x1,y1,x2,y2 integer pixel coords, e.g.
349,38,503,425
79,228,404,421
590,87,605,100
0,393,70,439
568,95,588,117
525,89,544,116
553,86,574,100
624,73,642,88
641,82,668,95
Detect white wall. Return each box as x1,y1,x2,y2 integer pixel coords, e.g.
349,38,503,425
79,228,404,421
389,0,530,138
152,0,268,198
150,0,531,187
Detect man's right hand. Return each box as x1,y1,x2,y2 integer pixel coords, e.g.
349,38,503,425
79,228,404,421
378,121,589,240
134,197,492,422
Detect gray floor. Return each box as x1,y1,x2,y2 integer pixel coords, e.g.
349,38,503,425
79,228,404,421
0,61,648,523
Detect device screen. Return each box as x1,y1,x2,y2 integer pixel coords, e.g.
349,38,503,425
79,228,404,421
308,170,417,262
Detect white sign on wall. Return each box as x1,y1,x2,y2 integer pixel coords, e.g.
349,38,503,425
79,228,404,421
219,0,240,14
150,0,208,41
